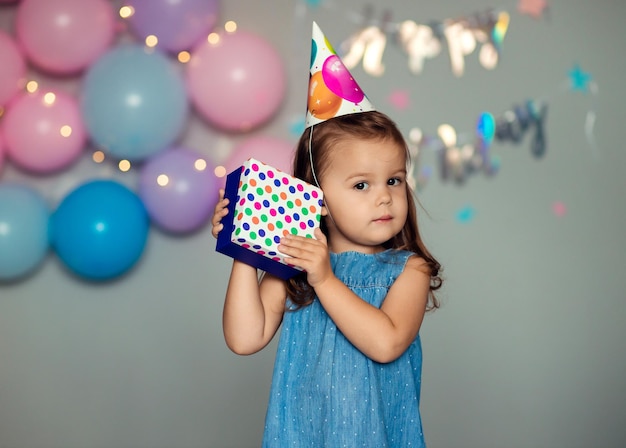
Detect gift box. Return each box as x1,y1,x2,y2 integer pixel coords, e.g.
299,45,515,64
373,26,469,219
216,158,324,279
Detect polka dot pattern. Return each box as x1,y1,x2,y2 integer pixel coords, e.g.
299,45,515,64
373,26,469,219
231,159,324,268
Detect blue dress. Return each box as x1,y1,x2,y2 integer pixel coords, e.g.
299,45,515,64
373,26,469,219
263,250,426,447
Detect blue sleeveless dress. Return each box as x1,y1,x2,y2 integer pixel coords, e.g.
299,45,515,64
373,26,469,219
263,250,426,447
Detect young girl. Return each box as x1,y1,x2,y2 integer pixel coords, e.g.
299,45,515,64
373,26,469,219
211,22,442,448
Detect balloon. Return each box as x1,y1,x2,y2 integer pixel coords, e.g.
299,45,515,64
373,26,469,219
0,131,5,173
223,135,294,176
186,30,286,132
308,71,342,120
0,184,49,281
127,0,219,53
50,180,149,280
139,147,219,234
322,54,365,104
1,90,86,173
0,31,26,107
81,44,188,161
15,0,115,75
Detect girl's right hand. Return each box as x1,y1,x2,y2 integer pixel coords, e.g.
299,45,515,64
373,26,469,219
211,189,229,239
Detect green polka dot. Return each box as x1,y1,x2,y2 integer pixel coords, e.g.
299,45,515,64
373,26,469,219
250,231,257,240
241,184,248,191
245,208,252,216
235,228,241,236
256,187,263,195
286,200,294,209
265,238,272,246
261,214,268,222
290,227,298,235
301,208,309,216
271,194,279,202
276,221,283,229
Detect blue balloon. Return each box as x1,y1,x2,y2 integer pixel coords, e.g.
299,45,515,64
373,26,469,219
0,184,49,281
81,44,188,161
50,180,149,281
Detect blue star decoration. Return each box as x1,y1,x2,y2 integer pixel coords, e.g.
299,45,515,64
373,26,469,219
568,64,592,92
456,205,476,224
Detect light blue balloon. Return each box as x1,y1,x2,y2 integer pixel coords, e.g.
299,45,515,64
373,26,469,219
0,184,49,281
50,180,149,281
81,44,188,161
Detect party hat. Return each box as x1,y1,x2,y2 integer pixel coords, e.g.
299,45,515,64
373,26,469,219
305,22,375,128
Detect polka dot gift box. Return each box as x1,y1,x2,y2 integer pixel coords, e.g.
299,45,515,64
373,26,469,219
216,158,324,279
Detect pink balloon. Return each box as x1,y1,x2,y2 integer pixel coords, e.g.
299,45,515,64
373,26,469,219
223,135,295,178
1,90,86,173
138,147,219,234
186,30,286,132
15,0,115,75
322,54,365,104
0,31,26,107
0,131,5,173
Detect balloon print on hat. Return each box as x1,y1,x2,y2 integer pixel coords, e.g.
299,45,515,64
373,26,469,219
0,30,26,107
81,44,189,161
50,180,150,281
139,147,219,234
186,29,286,132
1,90,86,173
15,0,115,75
0,184,50,281
127,0,220,53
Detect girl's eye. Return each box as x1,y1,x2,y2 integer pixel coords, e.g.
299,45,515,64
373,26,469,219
388,177,402,186
354,182,369,190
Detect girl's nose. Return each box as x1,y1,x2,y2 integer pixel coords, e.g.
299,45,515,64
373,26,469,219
377,188,392,206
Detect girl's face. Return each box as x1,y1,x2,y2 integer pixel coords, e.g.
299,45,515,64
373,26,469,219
319,137,409,254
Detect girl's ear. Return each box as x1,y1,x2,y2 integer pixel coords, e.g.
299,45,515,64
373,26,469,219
321,201,329,217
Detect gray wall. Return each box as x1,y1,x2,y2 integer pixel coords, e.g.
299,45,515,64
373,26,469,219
1,1,625,447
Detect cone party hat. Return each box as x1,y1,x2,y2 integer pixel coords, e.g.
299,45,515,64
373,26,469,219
305,22,375,128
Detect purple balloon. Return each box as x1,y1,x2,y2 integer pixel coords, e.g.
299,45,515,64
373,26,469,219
322,54,365,104
128,0,220,53
139,147,219,234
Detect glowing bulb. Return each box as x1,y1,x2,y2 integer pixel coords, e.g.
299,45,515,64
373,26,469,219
119,6,134,18
214,166,226,178
208,33,220,45
225,21,237,33
194,159,207,171
60,125,72,137
437,124,457,147
43,92,56,105
145,35,158,47
119,160,131,172
92,151,105,163
178,51,191,63
157,174,169,186
26,81,38,93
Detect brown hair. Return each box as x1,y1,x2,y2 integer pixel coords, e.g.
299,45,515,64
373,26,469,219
287,110,442,310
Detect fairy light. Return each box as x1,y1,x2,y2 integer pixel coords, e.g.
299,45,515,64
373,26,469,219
214,166,226,178
207,32,220,45
43,92,56,105
118,160,131,172
60,125,72,138
437,124,457,147
224,21,237,33
157,174,169,186
26,81,38,93
145,35,158,48
119,5,134,19
194,158,207,171
178,51,191,63
92,151,105,163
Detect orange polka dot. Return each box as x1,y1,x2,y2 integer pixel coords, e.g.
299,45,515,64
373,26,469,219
295,199,302,206
237,212,243,220
282,230,289,236
280,192,287,200
309,205,317,213
268,223,275,231
265,185,272,193
252,217,259,224
250,179,257,186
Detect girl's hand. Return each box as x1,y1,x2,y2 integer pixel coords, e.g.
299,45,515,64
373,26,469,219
211,189,229,239
279,228,332,288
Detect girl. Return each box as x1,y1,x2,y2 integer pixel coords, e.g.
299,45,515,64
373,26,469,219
211,109,442,447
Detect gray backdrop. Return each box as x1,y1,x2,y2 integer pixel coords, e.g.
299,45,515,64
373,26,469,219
1,1,625,447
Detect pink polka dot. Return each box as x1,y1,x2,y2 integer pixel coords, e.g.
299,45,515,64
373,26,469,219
270,209,277,216
251,163,259,171
282,177,289,185
312,191,319,198
254,202,262,210
299,222,307,230
297,184,304,192
285,215,292,223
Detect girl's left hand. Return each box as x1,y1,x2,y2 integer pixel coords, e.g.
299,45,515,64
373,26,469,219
278,228,332,288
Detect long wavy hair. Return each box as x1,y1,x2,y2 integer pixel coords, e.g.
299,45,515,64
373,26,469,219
286,110,442,310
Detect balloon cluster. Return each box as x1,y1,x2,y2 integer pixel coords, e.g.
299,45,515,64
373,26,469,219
0,0,292,282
